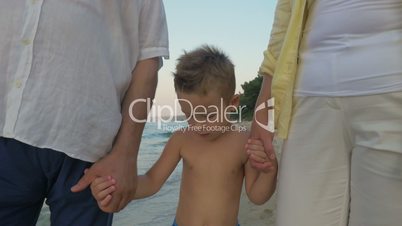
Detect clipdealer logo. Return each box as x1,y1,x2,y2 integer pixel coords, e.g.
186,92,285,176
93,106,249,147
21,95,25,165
253,97,275,133
128,98,274,132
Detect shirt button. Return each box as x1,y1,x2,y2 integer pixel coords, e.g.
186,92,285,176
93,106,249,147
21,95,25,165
21,39,32,46
15,80,22,88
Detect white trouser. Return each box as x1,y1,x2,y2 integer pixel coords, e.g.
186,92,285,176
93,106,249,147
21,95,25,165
276,92,402,226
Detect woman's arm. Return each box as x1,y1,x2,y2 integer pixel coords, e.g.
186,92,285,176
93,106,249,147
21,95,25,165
249,76,276,170
249,0,292,171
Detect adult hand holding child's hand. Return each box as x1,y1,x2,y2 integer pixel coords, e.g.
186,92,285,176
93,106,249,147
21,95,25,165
71,149,137,213
246,135,277,173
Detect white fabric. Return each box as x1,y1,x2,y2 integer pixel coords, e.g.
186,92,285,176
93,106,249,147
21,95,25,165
0,0,169,162
276,92,402,226
295,0,402,96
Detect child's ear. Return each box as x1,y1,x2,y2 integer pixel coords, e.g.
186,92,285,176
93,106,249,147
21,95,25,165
230,94,240,109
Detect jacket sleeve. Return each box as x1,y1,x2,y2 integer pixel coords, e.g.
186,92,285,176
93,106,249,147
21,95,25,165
258,0,292,77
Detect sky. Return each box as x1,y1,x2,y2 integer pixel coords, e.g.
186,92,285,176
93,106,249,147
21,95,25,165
154,0,277,108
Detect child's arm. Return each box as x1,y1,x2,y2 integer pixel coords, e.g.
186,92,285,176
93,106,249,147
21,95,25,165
134,131,182,199
91,131,183,206
244,138,278,205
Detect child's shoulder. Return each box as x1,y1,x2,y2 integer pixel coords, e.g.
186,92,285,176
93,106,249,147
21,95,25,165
169,129,185,141
168,126,193,142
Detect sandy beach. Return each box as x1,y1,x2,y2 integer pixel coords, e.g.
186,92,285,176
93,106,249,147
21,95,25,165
238,187,277,226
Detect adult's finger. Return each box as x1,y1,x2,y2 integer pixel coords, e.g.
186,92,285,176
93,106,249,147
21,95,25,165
246,143,265,152
100,194,113,207
117,193,130,212
71,169,95,192
248,149,268,159
247,139,264,146
250,159,272,170
262,138,276,160
250,154,267,163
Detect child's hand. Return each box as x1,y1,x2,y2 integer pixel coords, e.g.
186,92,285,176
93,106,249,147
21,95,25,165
245,138,277,173
90,176,116,207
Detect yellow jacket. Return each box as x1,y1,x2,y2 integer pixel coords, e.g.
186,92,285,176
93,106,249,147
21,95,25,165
258,0,309,139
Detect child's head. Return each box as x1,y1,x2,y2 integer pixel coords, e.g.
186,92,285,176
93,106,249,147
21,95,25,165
174,45,235,102
173,45,239,138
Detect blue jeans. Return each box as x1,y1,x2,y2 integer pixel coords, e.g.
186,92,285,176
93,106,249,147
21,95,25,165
0,137,113,226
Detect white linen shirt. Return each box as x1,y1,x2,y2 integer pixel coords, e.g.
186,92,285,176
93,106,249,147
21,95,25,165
0,0,169,162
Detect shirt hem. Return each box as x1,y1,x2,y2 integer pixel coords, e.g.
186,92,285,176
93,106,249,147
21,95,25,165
139,47,169,61
0,134,100,163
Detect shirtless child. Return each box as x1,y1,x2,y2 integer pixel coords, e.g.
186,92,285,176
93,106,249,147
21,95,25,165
90,45,277,226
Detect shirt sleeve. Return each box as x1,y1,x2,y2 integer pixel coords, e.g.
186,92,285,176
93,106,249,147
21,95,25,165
138,0,170,61
258,0,291,77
